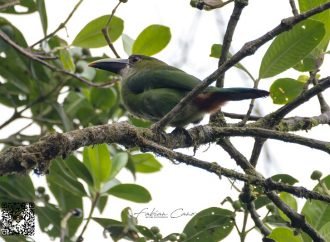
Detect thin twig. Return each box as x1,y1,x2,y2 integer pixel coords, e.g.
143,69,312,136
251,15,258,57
101,1,122,58
216,0,248,87
30,0,84,48
311,71,330,113
0,0,20,11
76,192,100,242
242,184,271,237
289,0,299,16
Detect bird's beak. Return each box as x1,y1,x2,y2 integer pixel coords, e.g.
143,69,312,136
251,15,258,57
88,58,129,74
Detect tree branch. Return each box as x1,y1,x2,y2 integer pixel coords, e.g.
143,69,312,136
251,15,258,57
1,122,330,204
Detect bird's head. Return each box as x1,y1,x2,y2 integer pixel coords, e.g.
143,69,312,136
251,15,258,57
89,54,167,76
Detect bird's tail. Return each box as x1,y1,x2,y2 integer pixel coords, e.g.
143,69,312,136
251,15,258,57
194,88,269,113
215,87,269,101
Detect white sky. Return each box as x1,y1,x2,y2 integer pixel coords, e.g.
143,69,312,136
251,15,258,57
2,0,330,241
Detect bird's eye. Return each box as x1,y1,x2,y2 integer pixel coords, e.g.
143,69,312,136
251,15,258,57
129,55,140,64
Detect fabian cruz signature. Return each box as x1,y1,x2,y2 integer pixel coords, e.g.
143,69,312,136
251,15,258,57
133,208,195,219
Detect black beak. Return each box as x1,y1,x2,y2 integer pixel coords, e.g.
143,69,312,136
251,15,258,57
88,58,129,74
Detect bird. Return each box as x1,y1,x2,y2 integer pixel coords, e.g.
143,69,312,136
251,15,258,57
89,55,269,127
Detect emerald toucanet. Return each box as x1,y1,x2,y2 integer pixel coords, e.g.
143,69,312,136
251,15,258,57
89,55,269,127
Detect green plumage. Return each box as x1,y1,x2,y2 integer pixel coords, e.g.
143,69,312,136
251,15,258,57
89,55,269,127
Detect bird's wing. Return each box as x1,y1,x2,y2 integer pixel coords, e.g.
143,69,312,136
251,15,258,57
126,68,202,93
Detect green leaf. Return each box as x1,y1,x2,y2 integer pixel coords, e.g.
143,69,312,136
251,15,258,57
65,155,94,187
92,217,122,228
0,0,37,14
83,144,112,190
36,0,47,35
183,207,234,242
59,49,75,72
293,54,318,72
259,20,325,79
267,227,303,242
52,102,74,131
130,153,162,173
109,152,128,180
72,15,124,48
210,44,255,80
132,24,171,56
302,175,330,242
254,195,271,210
36,204,61,238
90,87,117,110
96,195,108,214
270,78,305,104
319,222,330,241
122,34,134,55
129,116,152,128
47,158,87,197
271,174,299,185
278,192,297,222
0,175,35,202
108,184,152,203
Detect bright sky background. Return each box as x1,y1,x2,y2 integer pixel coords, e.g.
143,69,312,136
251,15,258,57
2,0,330,241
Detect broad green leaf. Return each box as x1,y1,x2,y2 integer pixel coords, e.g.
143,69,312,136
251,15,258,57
293,54,319,72
319,222,330,241
271,174,299,185
72,15,124,48
122,34,134,55
96,195,108,214
259,20,325,79
210,44,255,80
100,179,120,194
59,49,75,72
92,217,121,228
37,204,62,238
65,155,94,187
63,91,95,126
108,184,152,203
52,102,74,131
183,207,234,242
268,227,303,242
270,78,305,104
47,158,87,197
302,175,330,242
129,116,152,128
45,184,83,236
254,195,271,210
0,0,37,14
83,144,112,190
299,0,330,48
36,0,47,35
132,25,171,56
90,87,117,110
109,152,128,180
278,192,297,222
0,175,35,202
130,153,162,173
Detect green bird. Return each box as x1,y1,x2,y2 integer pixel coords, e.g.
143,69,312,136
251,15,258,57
89,55,269,127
